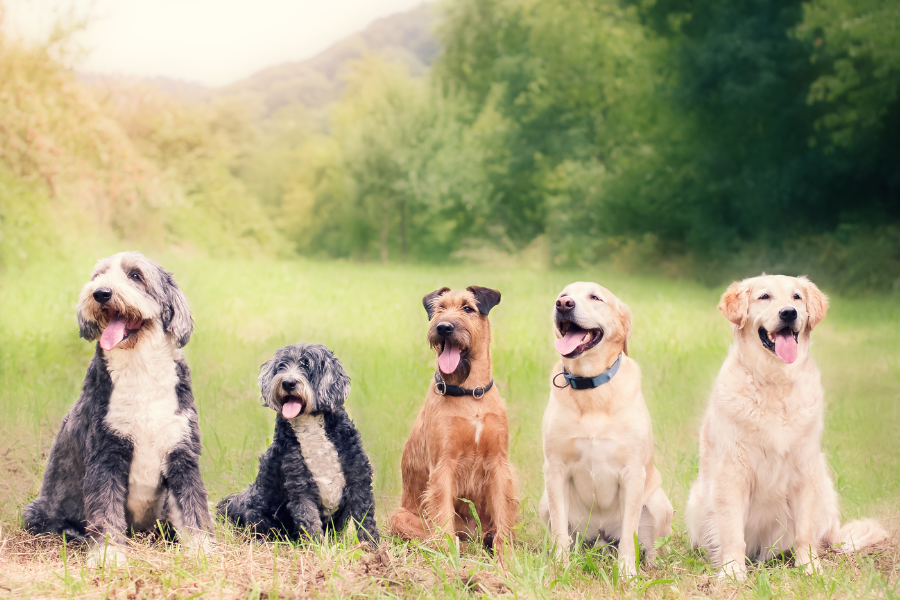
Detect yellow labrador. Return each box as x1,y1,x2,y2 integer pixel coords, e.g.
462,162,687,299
540,282,673,575
687,274,887,580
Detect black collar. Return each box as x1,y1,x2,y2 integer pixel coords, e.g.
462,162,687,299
553,354,623,390
433,372,493,399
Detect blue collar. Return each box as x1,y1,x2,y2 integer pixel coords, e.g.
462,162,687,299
553,354,623,390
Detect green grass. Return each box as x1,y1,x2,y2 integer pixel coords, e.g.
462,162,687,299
0,252,898,598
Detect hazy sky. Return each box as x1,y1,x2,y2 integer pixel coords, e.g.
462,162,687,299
5,0,431,87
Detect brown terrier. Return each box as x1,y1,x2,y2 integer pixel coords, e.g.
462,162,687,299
389,286,519,552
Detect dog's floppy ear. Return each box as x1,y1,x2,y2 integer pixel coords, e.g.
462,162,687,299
467,286,501,316
423,287,450,320
617,299,633,356
77,309,101,342
159,269,193,348
799,276,828,330
308,344,351,411
257,358,276,409
719,280,751,329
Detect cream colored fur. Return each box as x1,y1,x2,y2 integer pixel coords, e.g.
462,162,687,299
104,322,190,532
540,282,673,577
290,414,346,517
686,274,887,580
77,254,159,327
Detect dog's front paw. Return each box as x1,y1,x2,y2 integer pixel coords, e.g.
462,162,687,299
618,556,638,579
718,559,748,581
86,543,127,569
184,532,214,555
796,555,822,576
552,536,571,564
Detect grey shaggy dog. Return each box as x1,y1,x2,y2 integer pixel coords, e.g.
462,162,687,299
23,252,211,566
217,343,379,545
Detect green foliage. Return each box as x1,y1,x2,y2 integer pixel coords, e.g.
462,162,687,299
0,24,283,269
250,56,496,262
3,0,898,291
425,0,900,290
800,0,900,148
436,0,659,246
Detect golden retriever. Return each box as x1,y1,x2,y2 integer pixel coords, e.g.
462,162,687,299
687,274,887,579
540,282,673,575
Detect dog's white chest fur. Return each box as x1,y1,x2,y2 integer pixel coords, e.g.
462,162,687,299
570,437,623,509
290,414,346,517
104,332,189,528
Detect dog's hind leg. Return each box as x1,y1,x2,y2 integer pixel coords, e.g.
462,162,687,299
388,507,428,540
639,487,673,564
23,421,88,541
392,420,429,541
23,498,86,542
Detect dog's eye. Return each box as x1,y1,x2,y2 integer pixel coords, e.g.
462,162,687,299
590,295,604,303
129,271,142,282
462,306,475,313
759,294,770,300
793,294,802,300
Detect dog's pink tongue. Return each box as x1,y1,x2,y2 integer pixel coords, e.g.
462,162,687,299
282,401,303,419
100,315,127,351
774,330,798,364
555,329,586,356
438,343,461,374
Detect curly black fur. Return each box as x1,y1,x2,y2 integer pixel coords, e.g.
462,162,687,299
217,343,379,544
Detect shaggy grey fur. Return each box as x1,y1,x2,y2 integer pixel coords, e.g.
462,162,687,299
23,253,210,549
217,343,379,544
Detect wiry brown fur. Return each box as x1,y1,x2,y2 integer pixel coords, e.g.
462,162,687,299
389,287,519,552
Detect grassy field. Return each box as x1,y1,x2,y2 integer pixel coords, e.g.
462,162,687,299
0,251,898,598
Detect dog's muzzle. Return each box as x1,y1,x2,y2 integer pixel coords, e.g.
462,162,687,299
759,324,800,365
554,318,603,358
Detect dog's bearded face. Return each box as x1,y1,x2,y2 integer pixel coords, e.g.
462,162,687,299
76,252,193,351
423,286,501,384
258,343,351,419
719,274,828,365
553,282,632,360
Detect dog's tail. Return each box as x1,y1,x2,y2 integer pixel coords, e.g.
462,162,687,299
828,518,889,554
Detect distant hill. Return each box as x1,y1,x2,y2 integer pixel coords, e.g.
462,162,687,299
220,3,438,117
78,4,438,119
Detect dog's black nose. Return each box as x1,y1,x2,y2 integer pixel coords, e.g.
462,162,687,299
93,288,112,304
556,296,575,312
282,380,297,393
436,322,454,337
780,307,798,322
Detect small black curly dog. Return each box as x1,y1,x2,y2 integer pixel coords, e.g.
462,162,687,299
217,343,379,544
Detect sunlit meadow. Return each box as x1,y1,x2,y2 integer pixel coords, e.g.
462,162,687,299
0,251,897,598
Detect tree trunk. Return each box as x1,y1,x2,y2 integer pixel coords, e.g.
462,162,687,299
399,199,408,262
380,199,389,264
